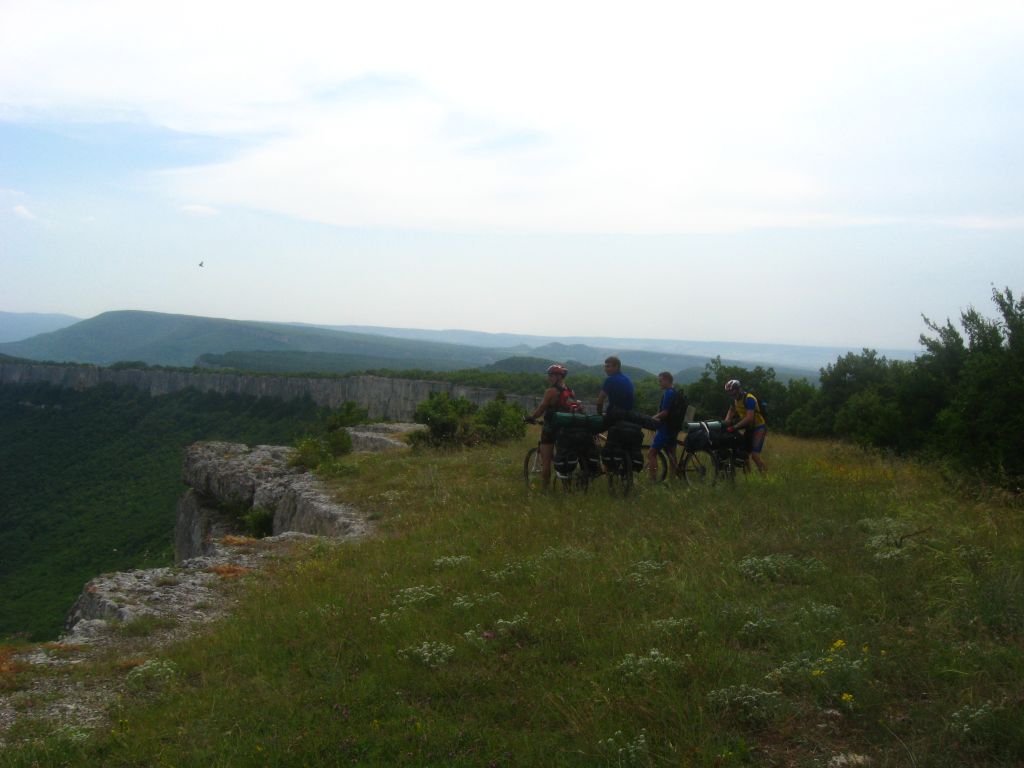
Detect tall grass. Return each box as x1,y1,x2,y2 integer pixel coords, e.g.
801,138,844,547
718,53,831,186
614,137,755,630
4,433,1022,766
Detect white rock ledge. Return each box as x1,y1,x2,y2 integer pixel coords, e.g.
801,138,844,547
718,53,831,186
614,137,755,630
1,433,394,744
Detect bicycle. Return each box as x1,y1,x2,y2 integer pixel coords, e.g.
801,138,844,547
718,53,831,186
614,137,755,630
674,421,750,486
712,434,751,486
523,419,602,493
524,419,665,494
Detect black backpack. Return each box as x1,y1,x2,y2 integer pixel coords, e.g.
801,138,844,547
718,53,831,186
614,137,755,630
665,389,689,431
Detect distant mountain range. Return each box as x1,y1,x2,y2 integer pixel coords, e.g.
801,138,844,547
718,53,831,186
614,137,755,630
0,312,80,343
0,310,919,381
333,324,919,369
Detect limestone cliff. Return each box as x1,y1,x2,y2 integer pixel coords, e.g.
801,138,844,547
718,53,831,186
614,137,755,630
1,437,388,743
0,362,539,420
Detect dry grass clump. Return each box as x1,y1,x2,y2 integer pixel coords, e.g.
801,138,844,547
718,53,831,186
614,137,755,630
0,645,28,692
221,535,259,546
205,564,253,579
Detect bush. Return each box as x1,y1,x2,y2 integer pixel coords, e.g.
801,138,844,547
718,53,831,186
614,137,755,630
474,393,528,444
412,392,478,445
326,401,369,429
412,392,526,448
288,401,362,471
242,507,275,538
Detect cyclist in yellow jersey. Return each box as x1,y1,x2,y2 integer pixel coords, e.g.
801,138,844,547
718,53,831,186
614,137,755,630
724,379,767,474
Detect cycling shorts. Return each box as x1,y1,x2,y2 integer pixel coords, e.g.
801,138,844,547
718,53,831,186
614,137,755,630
746,425,767,454
651,426,679,451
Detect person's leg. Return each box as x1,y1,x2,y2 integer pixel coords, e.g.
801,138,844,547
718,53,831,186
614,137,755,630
649,428,668,480
750,428,767,473
647,445,660,480
540,443,554,484
665,432,679,475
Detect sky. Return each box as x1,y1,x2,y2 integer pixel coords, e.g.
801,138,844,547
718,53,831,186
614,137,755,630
2,0,1023,351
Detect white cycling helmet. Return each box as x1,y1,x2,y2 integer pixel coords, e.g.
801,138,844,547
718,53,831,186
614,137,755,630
724,379,742,393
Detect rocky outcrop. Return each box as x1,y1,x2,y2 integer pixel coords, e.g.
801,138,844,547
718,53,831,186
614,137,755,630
175,441,374,561
0,362,540,421
347,422,414,452
1,434,397,744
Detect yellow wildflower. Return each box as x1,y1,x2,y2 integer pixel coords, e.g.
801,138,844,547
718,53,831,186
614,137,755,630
841,692,854,703
831,639,846,652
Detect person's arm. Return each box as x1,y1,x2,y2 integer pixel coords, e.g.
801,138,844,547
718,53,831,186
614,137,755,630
530,387,558,420
596,389,607,416
653,391,672,421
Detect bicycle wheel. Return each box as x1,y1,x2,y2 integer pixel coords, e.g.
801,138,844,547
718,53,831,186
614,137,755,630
606,447,633,497
641,445,669,483
727,450,750,485
523,447,550,492
718,449,735,486
681,449,716,486
574,462,592,493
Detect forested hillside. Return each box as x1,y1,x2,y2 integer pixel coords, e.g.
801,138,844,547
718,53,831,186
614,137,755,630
0,383,328,641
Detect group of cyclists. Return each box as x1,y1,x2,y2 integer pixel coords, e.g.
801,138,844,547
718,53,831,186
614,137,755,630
528,356,768,486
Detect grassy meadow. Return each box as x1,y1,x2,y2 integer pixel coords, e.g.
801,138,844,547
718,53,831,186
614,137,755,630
3,431,1023,766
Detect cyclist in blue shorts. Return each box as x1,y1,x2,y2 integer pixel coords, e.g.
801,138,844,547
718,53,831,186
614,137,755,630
724,379,768,474
648,371,682,480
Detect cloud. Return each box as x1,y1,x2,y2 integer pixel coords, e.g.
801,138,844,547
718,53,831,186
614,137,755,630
181,204,219,217
3,1,1024,233
946,215,1024,230
12,204,39,221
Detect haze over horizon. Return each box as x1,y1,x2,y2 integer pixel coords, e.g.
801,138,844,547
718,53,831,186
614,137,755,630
3,1,1023,349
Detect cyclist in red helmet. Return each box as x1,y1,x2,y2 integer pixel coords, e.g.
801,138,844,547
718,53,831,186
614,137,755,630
527,364,579,485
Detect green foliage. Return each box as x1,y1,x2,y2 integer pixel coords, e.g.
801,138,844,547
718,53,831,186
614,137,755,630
115,615,178,638
242,507,275,539
288,436,335,470
0,383,326,641
783,287,1024,486
287,401,365,472
474,393,529,444
326,400,369,428
411,392,527,447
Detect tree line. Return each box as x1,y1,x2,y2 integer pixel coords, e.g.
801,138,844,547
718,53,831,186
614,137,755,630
684,287,1023,486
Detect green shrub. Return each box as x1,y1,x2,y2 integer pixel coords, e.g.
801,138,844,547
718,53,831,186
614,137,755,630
242,507,275,538
289,436,332,470
326,401,369,429
412,392,479,446
288,401,362,471
474,393,527,443
412,392,525,448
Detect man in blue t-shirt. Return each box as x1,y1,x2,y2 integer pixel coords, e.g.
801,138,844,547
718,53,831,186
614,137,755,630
649,371,681,479
596,355,634,420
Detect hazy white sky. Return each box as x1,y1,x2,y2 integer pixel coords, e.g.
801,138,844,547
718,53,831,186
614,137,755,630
2,0,1022,349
